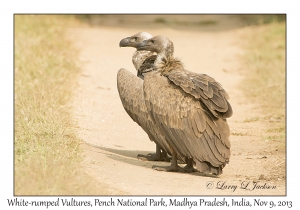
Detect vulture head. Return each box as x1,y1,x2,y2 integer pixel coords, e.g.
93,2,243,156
119,32,153,48
136,36,180,73
136,35,174,57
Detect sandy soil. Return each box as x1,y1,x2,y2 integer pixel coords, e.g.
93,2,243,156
68,20,285,195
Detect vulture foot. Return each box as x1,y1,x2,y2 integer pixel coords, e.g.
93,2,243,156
183,158,198,173
183,164,198,173
137,152,171,162
137,144,171,162
152,164,189,173
152,151,191,172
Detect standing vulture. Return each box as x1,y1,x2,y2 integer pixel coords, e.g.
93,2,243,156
136,36,232,175
118,32,171,162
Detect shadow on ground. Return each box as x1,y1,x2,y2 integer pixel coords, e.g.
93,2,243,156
84,142,218,178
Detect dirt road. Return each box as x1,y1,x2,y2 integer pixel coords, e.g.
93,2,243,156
68,21,285,195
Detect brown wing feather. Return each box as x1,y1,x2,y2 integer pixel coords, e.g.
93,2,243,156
144,71,230,174
117,68,173,156
165,69,232,118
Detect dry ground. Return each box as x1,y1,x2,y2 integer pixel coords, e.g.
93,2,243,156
68,17,285,195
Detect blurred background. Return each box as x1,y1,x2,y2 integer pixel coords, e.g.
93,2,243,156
75,14,285,31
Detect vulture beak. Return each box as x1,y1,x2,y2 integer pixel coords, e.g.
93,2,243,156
119,37,130,47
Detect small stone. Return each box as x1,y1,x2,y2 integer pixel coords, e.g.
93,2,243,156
259,174,265,180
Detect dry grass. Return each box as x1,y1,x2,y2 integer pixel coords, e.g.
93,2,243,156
240,21,286,143
14,15,110,195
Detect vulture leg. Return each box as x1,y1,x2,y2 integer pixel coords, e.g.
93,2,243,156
137,144,171,162
152,151,191,173
183,158,198,173
160,148,172,162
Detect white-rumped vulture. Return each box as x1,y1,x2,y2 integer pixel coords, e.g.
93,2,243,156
136,36,232,175
118,32,173,163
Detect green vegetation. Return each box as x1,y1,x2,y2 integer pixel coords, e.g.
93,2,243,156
243,117,260,123
231,132,250,136
75,14,285,30
267,126,285,133
154,17,168,24
241,21,286,142
241,14,286,25
154,17,217,26
14,15,107,195
195,20,217,26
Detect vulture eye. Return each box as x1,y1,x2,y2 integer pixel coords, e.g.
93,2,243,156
150,40,155,44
